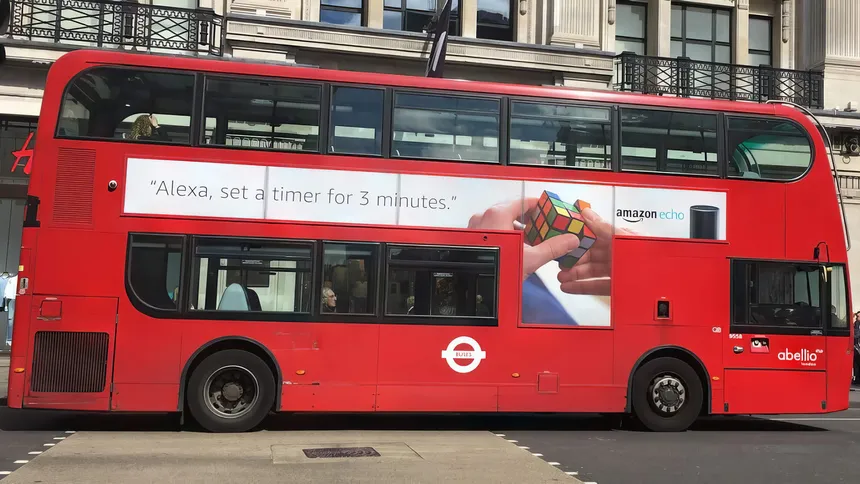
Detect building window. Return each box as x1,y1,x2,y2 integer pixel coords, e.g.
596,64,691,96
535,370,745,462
127,234,184,312
670,4,731,63
477,0,513,41
384,245,498,321
201,77,321,153
189,238,313,314
383,0,460,35
321,242,378,315
616,0,647,55
509,102,611,169
320,0,364,26
391,92,500,163
726,116,812,180
748,16,772,66
620,108,718,176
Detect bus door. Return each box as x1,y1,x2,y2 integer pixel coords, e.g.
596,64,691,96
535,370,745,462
722,260,845,414
23,278,119,411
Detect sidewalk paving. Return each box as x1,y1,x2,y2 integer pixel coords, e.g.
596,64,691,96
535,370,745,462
0,430,584,484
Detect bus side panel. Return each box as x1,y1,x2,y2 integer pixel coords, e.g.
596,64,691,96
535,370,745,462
612,238,728,412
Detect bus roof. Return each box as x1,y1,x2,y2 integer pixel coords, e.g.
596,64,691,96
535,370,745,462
49,49,786,118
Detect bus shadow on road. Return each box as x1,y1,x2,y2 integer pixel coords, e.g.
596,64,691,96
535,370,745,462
0,399,829,434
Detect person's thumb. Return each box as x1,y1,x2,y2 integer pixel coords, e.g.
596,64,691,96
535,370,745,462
526,234,580,275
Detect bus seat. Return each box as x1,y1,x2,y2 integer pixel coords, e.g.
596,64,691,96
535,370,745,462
246,288,262,311
218,283,249,311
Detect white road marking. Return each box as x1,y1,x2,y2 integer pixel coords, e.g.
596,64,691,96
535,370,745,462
28,451,42,455
517,445,529,450
13,460,27,464
532,453,543,457
52,437,65,440
43,443,55,447
566,471,579,476
506,439,518,443
548,461,561,466
65,431,75,434
494,433,505,437
0,471,11,475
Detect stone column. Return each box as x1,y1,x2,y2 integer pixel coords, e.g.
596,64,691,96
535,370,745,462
776,0,794,69
734,0,750,65
461,0,477,38
648,0,672,57
549,0,604,49
367,0,384,28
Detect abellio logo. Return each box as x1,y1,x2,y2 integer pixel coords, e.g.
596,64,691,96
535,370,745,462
778,348,823,365
616,208,685,223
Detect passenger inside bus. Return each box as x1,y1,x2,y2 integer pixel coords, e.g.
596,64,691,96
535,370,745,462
322,287,337,312
128,114,169,141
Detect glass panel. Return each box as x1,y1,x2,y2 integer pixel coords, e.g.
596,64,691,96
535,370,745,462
749,52,772,67
715,9,730,43
190,238,313,313
202,77,321,152
385,246,497,318
749,17,771,51
383,10,403,29
617,2,646,38
716,45,731,64
616,39,645,55
686,42,713,62
671,4,682,37
477,24,513,41
330,87,384,156
321,0,362,7
322,243,377,314
509,102,612,169
392,93,500,163
58,67,195,143
670,40,683,58
384,0,401,6
745,262,823,329
405,11,433,32
727,117,812,180
685,6,713,41
320,8,362,26
621,109,719,175
128,234,184,311
830,265,849,330
406,0,434,10
477,0,510,26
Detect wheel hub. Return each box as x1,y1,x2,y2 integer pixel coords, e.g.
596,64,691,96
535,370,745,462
651,375,686,415
221,382,243,402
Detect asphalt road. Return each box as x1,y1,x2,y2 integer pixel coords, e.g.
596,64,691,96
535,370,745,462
0,401,859,483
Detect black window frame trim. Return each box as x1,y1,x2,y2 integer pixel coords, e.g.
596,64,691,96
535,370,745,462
125,233,500,327
724,112,815,183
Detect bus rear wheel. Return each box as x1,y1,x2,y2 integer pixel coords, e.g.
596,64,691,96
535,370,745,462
186,349,275,433
631,357,703,432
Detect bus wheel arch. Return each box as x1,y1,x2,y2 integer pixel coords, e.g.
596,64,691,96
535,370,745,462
625,346,711,431
178,337,281,432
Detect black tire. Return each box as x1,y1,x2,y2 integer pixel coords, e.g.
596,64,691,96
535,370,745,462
186,349,275,433
631,357,703,432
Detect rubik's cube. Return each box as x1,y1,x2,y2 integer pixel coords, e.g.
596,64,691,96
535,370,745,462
523,190,597,269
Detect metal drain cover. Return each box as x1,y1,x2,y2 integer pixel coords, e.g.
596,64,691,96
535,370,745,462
302,447,381,459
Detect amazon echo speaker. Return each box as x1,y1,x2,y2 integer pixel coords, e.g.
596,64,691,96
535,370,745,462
690,205,719,240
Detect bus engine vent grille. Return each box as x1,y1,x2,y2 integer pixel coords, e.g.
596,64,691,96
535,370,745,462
53,148,96,226
31,331,109,393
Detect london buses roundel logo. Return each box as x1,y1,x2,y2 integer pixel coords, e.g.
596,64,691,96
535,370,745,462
441,336,487,374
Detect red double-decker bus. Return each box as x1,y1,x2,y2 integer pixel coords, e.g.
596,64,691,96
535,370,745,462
5,48,854,433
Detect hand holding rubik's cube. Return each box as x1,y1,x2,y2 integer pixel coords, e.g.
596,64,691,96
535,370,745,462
523,190,597,269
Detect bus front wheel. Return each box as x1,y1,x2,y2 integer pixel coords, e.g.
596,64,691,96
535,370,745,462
631,357,703,432
186,349,276,433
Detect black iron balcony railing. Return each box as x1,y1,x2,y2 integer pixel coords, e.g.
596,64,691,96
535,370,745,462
7,0,223,56
615,52,824,109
